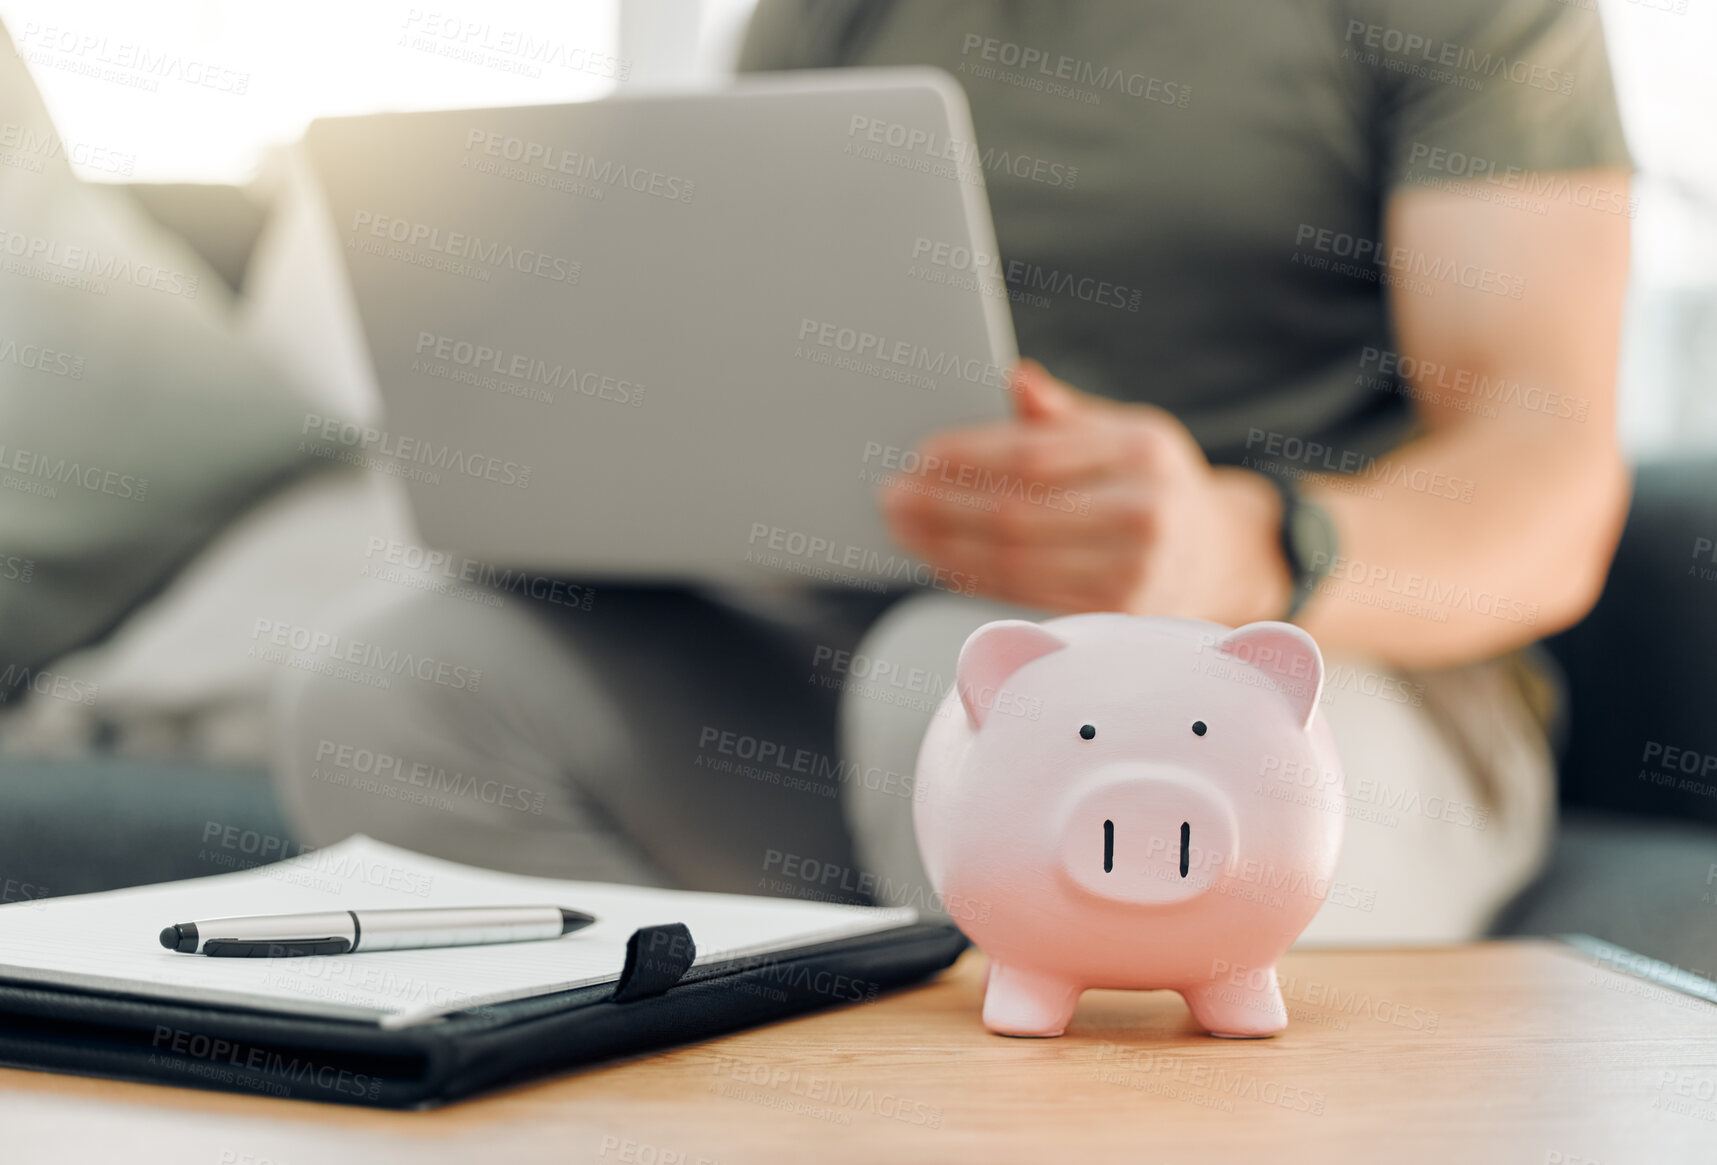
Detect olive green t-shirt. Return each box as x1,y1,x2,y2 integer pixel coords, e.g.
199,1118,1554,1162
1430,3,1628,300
738,0,1632,464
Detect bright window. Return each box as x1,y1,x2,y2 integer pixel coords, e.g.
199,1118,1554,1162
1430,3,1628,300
7,0,1711,449
0,0,621,183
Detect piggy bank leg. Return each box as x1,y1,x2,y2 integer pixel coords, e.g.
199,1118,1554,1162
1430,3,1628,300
983,962,1082,1037
1181,966,1288,1038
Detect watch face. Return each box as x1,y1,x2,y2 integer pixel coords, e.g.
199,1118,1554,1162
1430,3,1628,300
1289,501,1337,578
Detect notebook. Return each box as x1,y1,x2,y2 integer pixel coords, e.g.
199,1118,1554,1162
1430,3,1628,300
0,835,920,1028
0,835,964,1106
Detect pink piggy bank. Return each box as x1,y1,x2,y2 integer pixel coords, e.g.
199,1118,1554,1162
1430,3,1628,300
913,614,1343,1038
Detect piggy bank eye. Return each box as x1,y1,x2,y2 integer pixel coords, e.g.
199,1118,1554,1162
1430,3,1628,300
1079,724,1096,740
1191,720,1208,737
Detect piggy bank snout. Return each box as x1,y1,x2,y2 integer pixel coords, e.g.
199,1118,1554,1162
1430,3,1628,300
1055,766,1238,906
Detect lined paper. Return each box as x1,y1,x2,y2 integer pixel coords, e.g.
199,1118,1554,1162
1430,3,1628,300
0,836,916,1028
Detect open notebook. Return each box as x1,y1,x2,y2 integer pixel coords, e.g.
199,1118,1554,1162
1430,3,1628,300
0,835,918,1029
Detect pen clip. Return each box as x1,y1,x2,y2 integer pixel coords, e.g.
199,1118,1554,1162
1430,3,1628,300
202,937,353,958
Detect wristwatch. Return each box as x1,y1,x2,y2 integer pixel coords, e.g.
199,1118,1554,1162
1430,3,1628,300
1257,471,1338,622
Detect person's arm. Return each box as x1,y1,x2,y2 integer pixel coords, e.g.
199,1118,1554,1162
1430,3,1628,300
879,172,1632,670
1293,169,1632,666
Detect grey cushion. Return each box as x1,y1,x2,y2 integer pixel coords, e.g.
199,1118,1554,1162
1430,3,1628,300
120,183,272,297
0,21,322,693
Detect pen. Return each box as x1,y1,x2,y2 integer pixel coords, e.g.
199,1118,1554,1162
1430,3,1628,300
158,905,597,957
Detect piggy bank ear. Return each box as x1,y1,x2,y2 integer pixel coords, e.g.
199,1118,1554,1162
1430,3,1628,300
1218,621,1325,729
956,620,1065,729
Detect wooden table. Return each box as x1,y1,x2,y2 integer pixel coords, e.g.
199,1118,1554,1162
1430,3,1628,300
3,940,1714,1164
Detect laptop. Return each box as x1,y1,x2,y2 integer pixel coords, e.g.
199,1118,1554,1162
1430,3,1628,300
304,68,1017,589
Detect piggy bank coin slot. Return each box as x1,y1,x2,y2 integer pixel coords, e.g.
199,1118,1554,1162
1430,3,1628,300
1180,822,1191,877
1103,820,1114,872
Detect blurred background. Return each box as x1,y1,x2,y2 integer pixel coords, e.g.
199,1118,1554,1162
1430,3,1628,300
4,0,1713,449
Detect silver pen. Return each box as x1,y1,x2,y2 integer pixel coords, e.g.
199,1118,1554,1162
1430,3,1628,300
158,905,596,957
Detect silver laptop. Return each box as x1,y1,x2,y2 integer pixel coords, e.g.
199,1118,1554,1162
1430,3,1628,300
305,69,1016,589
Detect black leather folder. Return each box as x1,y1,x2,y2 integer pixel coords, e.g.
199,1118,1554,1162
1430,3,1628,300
0,920,965,1108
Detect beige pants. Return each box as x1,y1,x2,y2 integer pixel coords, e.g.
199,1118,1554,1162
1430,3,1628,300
840,593,1559,945
272,585,1556,943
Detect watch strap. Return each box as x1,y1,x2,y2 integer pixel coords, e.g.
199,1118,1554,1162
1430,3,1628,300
1257,470,1335,622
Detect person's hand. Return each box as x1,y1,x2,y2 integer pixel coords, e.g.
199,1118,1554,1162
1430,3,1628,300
878,360,1294,623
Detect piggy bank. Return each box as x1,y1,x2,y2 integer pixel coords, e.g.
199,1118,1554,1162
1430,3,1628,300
913,614,1343,1038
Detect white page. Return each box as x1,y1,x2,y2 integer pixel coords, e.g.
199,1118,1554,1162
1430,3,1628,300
0,836,917,1028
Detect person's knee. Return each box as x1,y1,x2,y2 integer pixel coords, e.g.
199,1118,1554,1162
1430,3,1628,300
270,645,403,848
1299,653,1552,943
838,592,1027,764
838,592,1028,903
267,589,531,846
